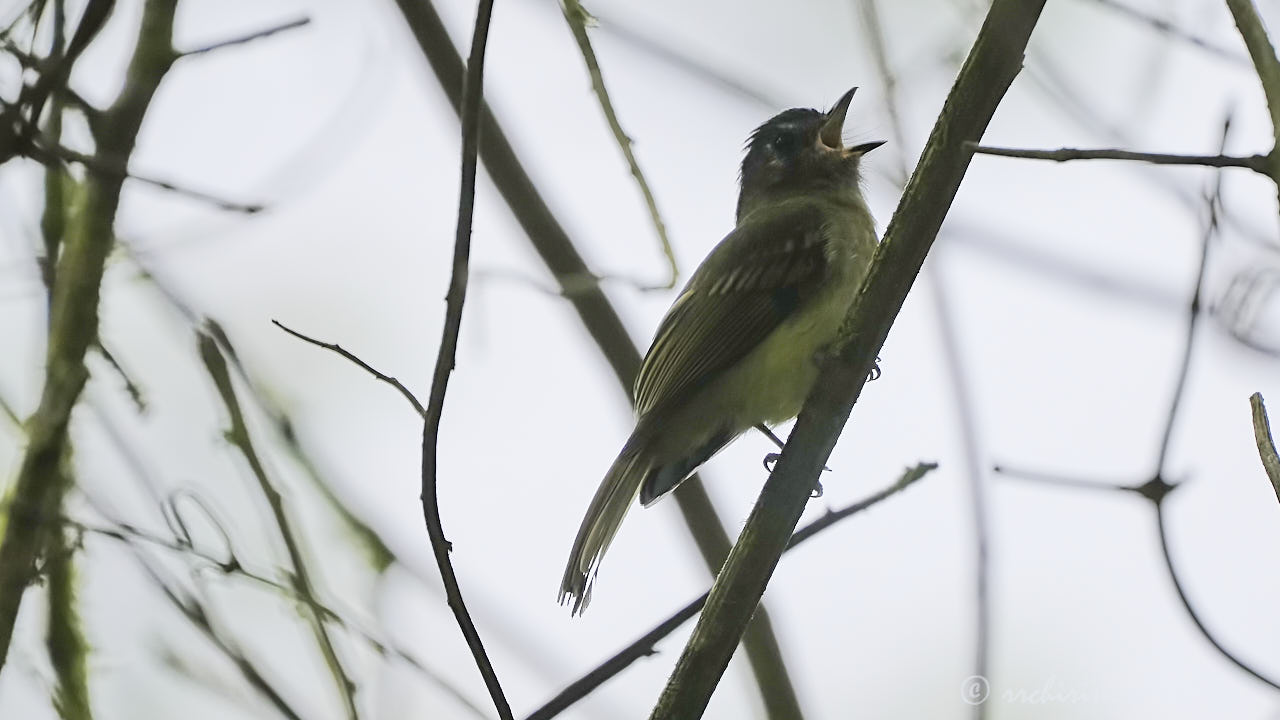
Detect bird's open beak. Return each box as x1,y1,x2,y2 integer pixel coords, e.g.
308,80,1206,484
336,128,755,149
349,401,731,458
818,87,885,156
818,88,856,150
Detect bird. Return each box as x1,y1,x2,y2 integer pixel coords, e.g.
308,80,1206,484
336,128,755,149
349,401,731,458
559,88,883,614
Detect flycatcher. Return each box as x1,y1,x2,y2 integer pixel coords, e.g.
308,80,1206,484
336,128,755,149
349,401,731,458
560,88,883,614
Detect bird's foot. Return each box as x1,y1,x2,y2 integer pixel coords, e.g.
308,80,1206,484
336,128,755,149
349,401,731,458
762,453,829,497
763,452,780,472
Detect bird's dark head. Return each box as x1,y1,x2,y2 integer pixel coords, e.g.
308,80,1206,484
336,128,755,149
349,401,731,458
736,88,884,221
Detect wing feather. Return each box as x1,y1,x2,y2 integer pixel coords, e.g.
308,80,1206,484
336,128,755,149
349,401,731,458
633,203,832,418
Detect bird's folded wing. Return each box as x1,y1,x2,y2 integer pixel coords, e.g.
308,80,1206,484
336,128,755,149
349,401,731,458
634,203,832,419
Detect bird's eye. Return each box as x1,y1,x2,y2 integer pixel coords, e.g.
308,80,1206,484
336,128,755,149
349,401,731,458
770,133,797,155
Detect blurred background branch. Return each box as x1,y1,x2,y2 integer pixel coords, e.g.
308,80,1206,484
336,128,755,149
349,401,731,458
0,0,180,674
560,0,678,290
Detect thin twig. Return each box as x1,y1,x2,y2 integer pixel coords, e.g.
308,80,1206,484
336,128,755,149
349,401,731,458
969,143,1268,173
27,139,264,213
561,0,677,289
1249,393,1280,503
418,0,511,717
176,16,309,57
525,463,934,720
272,319,425,418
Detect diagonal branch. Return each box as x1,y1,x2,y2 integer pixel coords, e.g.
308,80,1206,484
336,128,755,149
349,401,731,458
272,319,425,418
561,0,677,289
648,0,1046,716
417,0,512,718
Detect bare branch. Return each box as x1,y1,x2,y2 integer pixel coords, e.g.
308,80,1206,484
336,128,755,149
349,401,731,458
1250,393,1280,502
417,0,512,717
561,0,677,289
970,143,1268,172
176,16,309,58
272,319,425,419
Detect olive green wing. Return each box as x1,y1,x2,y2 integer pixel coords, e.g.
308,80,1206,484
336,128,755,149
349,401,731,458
633,204,832,419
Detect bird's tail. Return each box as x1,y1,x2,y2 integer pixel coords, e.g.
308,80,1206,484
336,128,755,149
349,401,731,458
559,447,650,615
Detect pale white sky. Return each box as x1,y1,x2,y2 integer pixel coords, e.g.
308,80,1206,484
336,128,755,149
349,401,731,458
1,0,1279,718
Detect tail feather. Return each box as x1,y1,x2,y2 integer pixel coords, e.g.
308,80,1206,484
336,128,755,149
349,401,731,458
638,430,733,507
559,450,649,615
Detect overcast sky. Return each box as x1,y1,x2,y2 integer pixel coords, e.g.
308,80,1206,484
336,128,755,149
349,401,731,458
1,0,1280,718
